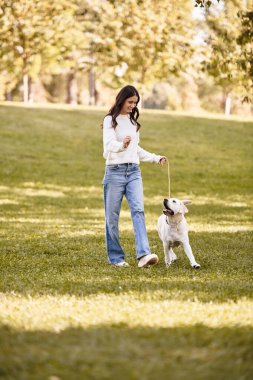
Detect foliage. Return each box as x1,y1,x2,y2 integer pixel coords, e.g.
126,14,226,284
199,0,253,101
116,0,195,92
0,0,197,98
75,0,125,91
0,0,251,104
75,0,196,94
236,9,253,102
0,0,83,87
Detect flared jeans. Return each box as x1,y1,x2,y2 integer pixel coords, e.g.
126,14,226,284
102,163,151,264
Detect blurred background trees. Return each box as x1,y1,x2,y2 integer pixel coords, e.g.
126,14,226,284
199,0,252,114
0,0,252,115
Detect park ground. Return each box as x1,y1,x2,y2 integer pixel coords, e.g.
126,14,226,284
0,103,252,380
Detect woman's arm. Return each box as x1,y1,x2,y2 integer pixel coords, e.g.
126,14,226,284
103,115,125,153
137,145,161,163
137,132,167,164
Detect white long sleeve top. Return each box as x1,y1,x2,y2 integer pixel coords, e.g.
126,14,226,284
102,114,162,165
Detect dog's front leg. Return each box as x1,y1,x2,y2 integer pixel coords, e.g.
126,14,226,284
163,242,171,266
182,241,201,269
169,249,177,263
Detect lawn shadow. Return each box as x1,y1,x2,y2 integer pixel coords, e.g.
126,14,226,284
1,323,252,380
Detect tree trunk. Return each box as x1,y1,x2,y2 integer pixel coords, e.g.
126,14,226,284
23,72,29,103
225,94,231,115
66,70,78,105
222,89,231,115
5,91,12,101
88,70,96,105
29,78,49,103
94,87,99,105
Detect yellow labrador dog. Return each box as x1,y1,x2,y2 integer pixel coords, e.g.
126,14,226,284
157,198,201,269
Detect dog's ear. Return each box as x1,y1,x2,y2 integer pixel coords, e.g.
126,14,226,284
182,200,192,205
181,200,191,214
180,202,189,214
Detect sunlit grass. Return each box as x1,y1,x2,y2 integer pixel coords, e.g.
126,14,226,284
1,293,252,332
0,104,252,379
0,183,252,236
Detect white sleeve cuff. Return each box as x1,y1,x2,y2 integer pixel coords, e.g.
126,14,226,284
154,155,162,164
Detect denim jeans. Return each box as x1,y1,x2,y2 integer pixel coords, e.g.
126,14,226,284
102,163,151,264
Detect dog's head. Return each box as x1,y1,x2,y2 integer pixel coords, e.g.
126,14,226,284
163,198,192,216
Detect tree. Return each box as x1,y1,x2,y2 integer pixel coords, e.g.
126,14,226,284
77,0,196,105
236,7,253,103
195,0,252,110
0,0,82,102
75,0,124,105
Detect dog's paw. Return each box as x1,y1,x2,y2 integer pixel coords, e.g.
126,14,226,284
165,261,172,267
192,263,201,269
170,253,177,261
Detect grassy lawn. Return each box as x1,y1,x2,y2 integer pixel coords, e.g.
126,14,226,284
0,103,252,380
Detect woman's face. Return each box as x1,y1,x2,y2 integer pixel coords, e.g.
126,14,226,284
121,95,138,114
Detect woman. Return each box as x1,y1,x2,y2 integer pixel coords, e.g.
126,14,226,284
102,85,167,268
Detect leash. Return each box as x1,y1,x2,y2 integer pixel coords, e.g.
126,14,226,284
161,158,171,198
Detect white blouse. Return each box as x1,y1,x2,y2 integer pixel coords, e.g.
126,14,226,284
102,114,162,165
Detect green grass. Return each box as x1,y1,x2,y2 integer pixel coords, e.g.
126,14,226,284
0,103,253,380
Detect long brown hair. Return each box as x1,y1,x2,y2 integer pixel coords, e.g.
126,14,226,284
101,85,141,131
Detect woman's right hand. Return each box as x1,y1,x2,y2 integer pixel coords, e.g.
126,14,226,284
123,136,131,148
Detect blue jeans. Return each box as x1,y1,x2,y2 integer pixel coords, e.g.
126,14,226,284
102,163,151,264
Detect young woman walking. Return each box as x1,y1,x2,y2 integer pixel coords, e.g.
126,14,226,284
102,85,167,267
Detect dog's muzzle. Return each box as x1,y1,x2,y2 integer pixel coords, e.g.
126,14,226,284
163,199,174,215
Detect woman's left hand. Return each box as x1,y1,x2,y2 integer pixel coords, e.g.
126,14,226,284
159,156,168,166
